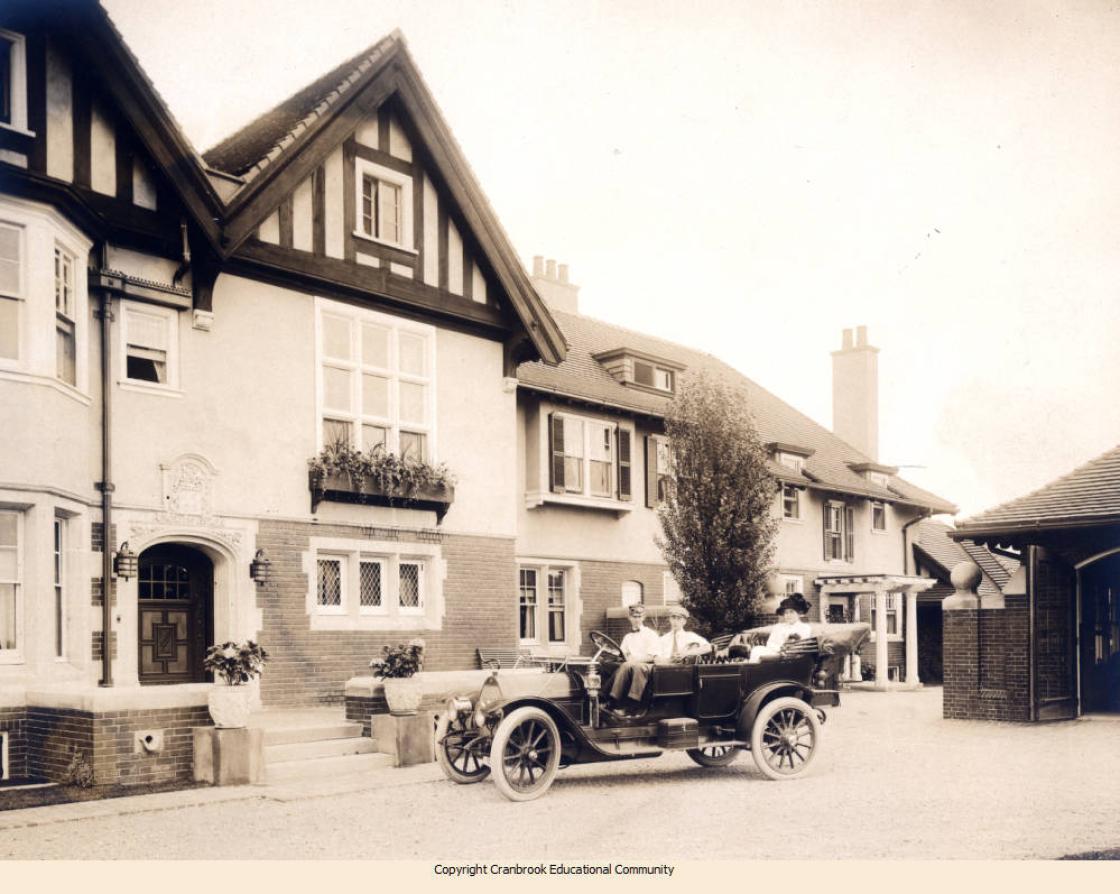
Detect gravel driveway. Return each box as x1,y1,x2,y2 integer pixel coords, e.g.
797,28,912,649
1,688,1117,860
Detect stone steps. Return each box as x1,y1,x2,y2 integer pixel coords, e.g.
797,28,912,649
253,709,391,783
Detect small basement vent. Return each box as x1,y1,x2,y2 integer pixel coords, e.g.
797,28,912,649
1,731,8,781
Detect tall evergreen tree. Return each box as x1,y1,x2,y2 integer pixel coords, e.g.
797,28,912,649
656,372,778,637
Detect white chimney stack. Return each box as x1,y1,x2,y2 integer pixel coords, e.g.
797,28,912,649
529,255,580,314
832,326,880,460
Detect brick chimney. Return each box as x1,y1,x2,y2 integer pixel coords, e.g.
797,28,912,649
530,255,579,314
831,325,879,460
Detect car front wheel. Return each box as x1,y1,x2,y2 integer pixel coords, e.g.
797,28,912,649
490,706,562,802
750,696,820,780
436,712,491,784
686,745,740,767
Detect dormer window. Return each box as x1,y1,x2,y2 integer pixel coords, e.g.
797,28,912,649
353,158,414,251
591,348,684,395
777,452,804,474
633,360,674,393
868,471,889,488
0,30,29,134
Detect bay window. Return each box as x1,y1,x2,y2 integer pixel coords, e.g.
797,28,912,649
0,511,21,659
54,246,76,385
317,299,434,460
0,221,21,361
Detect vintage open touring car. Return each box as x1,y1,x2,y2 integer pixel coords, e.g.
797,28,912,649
435,623,870,801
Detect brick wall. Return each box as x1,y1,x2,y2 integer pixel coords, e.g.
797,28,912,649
579,560,669,644
26,705,210,786
1034,557,1076,703
0,707,28,780
254,520,518,707
942,596,1030,721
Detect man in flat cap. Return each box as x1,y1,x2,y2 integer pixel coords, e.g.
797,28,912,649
656,604,712,663
606,603,660,714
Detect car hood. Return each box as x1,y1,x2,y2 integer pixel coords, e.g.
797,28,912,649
481,668,580,704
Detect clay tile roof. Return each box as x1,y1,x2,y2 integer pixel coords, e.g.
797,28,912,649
913,519,1010,597
957,443,1120,534
518,309,957,514
201,32,401,182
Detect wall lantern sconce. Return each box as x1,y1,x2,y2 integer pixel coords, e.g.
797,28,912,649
250,549,271,585
114,542,138,580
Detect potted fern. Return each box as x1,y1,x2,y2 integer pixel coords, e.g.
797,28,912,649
203,640,269,728
370,638,426,715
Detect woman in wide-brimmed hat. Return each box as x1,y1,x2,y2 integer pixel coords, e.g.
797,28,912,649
749,593,812,662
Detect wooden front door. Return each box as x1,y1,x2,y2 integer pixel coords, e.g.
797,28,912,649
1080,553,1120,713
138,545,212,685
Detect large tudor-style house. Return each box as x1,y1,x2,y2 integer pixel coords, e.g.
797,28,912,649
0,2,956,786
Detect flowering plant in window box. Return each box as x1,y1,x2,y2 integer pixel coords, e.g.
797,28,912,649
307,441,456,518
370,638,426,715
203,640,270,728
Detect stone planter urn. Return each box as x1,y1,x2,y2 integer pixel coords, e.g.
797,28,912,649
208,686,253,729
382,677,424,715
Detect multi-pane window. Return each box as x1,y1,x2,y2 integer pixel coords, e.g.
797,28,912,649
824,502,855,561
782,484,801,519
361,176,402,245
319,303,433,460
518,565,572,646
0,36,11,126
310,544,437,627
398,561,423,612
53,518,66,658
0,29,28,132
0,222,21,361
0,512,20,654
316,557,344,613
547,570,566,642
871,501,886,532
123,303,176,387
54,247,75,385
359,559,383,611
645,435,672,508
777,452,804,473
870,593,901,639
549,412,630,501
518,569,537,641
633,360,674,393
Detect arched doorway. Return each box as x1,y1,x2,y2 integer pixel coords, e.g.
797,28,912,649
1080,552,1120,713
137,544,213,685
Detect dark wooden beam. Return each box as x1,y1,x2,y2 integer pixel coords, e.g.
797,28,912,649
352,142,412,176
437,198,448,291
72,70,90,188
342,138,356,263
233,239,509,334
25,30,46,174
115,124,134,205
312,164,325,256
412,163,424,281
278,194,293,248
378,104,390,153
462,243,472,301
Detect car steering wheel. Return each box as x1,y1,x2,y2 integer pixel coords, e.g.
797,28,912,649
589,630,624,663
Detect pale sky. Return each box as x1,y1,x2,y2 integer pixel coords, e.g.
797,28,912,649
101,0,1120,518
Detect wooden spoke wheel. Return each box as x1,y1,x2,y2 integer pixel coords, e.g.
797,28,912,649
435,712,490,784
686,744,740,767
750,696,820,780
490,706,562,802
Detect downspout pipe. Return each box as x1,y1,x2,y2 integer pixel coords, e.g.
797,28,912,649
94,243,114,687
901,508,931,576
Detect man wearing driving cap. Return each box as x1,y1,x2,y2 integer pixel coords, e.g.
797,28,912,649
655,604,712,663
606,603,660,713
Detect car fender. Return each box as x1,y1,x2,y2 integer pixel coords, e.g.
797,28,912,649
489,696,583,742
736,681,813,740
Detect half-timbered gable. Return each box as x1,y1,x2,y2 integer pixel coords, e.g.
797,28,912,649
203,33,564,369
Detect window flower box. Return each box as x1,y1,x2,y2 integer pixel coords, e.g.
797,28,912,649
308,470,454,520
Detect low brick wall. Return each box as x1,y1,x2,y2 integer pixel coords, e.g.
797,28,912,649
0,706,29,780
26,705,211,786
943,596,1030,721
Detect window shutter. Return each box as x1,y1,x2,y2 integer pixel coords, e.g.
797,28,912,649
823,503,830,560
844,505,855,561
549,413,565,493
617,427,631,501
645,436,658,508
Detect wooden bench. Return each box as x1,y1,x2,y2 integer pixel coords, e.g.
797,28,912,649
476,648,532,670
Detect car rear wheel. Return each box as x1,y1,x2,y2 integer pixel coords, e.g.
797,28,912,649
490,706,562,802
686,745,740,767
436,712,491,784
750,696,820,780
